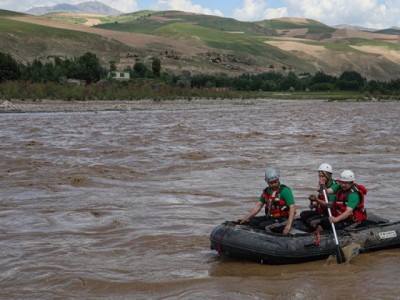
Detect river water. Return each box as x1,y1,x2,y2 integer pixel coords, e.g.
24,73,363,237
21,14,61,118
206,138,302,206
1,100,399,299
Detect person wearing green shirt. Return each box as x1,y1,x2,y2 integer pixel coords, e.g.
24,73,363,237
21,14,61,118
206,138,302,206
300,163,338,231
237,168,296,235
319,169,367,230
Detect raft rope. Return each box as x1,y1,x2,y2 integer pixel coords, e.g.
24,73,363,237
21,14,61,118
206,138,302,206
314,229,321,246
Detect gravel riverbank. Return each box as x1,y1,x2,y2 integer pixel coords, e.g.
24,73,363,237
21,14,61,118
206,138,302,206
0,98,300,113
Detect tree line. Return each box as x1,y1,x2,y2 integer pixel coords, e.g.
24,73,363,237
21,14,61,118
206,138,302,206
1,51,400,95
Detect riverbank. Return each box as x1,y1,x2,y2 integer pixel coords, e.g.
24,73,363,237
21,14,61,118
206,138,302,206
0,96,392,113
0,98,301,113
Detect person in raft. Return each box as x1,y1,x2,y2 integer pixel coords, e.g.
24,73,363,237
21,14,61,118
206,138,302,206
237,168,296,235
319,169,367,230
300,163,337,231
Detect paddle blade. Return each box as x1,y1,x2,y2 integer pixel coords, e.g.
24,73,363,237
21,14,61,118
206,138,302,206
336,245,346,264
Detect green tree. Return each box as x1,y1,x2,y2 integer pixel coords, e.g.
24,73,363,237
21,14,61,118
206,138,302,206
311,70,335,84
73,52,105,83
366,80,383,93
133,62,147,78
152,58,161,77
21,59,44,82
336,71,365,90
0,52,20,82
279,72,301,91
234,76,251,91
109,60,117,76
387,79,400,92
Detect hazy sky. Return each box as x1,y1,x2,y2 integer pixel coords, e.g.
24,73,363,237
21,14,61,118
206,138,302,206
1,0,399,29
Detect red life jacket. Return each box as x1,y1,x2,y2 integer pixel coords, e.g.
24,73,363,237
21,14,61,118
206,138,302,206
262,185,289,219
333,182,367,222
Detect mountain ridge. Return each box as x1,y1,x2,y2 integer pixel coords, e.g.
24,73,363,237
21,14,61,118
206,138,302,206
24,1,121,16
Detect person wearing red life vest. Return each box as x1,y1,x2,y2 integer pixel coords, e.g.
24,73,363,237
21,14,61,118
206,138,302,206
300,163,337,231
237,168,296,235
319,169,367,230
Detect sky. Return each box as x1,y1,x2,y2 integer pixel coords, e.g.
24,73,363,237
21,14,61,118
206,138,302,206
1,0,400,29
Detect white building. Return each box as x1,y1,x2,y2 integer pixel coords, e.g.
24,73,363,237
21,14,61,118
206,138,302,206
109,72,130,81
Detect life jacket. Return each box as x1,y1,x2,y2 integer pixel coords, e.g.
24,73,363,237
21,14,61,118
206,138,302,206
316,179,337,215
262,184,289,219
333,182,367,222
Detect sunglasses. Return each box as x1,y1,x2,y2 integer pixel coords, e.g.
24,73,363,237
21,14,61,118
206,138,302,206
340,181,353,185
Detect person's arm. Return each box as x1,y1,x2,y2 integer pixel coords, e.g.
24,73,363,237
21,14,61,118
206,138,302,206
238,201,264,224
329,206,353,223
326,183,340,195
283,204,296,235
281,187,295,235
329,192,359,223
315,197,326,207
325,187,334,194
314,197,335,208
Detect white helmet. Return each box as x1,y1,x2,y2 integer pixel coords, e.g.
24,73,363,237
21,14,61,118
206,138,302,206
340,170,355,182
264,168,279,182
318,163,332,174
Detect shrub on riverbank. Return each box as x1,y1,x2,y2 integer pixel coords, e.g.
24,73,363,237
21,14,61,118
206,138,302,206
0,80,237,101
1,80,399,101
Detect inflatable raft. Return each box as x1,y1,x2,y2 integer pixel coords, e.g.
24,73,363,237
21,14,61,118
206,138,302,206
210,214,400,264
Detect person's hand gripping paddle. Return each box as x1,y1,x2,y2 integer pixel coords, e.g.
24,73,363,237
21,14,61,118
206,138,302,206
321,185,346,264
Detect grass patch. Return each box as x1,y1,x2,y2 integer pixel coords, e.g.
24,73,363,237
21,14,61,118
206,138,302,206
257,18,335,34
0,18,91,39
347,38,400,50
153,23,281,56
45,15,88,25
0,9,25,16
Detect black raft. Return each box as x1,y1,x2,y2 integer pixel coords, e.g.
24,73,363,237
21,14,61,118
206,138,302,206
210,214,400,264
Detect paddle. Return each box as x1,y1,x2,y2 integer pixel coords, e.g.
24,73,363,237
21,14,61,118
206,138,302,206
321,185,346,264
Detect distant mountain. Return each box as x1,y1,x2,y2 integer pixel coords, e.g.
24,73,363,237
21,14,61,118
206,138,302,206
375,26,400,35
333,24,376,32
24,1,121,16
333,24,400,35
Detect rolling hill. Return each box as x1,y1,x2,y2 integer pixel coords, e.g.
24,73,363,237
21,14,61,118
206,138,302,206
1,9,400,81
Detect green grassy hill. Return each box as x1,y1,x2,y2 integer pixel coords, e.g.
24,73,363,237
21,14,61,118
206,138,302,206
1,9,400,81
0,9,26,16
96,10,275,36
0,13,134,64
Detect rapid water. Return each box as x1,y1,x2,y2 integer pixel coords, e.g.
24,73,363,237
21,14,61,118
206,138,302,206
1,100,399,299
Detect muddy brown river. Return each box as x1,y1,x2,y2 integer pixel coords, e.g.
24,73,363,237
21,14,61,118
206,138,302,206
1,100,399,299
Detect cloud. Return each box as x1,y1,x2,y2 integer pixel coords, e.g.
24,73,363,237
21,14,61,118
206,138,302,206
151,0,223,17
232,0,400,29
100,0,139,13
285,0,400,28
233,0,288,21
0,0,46,11
264,7,288,20
286,0,375,25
